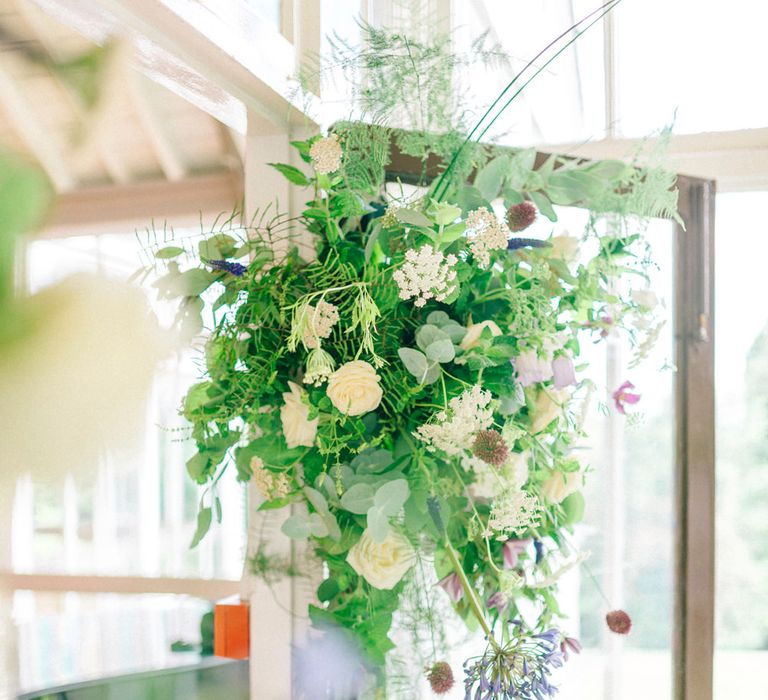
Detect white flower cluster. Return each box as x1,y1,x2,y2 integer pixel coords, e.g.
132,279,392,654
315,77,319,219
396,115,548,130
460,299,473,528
416,385,494,456
488,488,541,537
392,245,458,308
309,134,343,174
251,457,291,500
303,347,336,386
465,207,510,267
303,301,340,349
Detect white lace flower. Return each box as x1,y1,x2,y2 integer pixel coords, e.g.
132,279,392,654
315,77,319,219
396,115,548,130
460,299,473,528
465,207,510,267
488,488,541,537
310,134,343,174
303,347,336,386
415,385,494,455
303,301,340,349
392,245,458,308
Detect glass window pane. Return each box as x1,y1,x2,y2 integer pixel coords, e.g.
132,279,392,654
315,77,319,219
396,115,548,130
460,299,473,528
615,1,768,135
714,191,768,697
15,233,246,580
453,0,606,145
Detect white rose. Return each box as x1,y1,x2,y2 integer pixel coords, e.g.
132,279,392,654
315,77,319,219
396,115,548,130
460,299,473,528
631,289,659,309
346,529,415,589
541,470,582,504
529,388,569,434
460,320,503,350
280,381,318,448
549,235,580,263
326,360,383,416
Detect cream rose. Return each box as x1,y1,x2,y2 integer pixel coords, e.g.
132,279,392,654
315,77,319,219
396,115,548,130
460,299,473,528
326,360,382,416
631,288,659,309
280,381,318,448
460,319,503,350
346,529,415,589
549,235,580,264
541,470,582,504
529,388,569,434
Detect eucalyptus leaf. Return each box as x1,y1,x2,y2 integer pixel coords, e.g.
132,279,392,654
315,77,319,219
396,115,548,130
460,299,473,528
340,483,376,514
415,324,448,351
424,362,442,384
425,338,455,363
374,478,410,515
367,506,390,543
398,347,428,380
426,311,451,326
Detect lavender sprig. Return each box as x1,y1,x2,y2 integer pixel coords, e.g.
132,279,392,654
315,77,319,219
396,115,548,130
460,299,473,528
207,259,248,276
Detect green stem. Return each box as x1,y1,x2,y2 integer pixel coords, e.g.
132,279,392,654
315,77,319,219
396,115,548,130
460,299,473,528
444,539,498,646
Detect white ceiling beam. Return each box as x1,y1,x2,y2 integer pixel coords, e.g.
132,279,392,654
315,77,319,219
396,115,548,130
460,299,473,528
30,0,318,135
128,74,188,181
13,0,132,185
41,171,243,237
0,58,75,192
546,128,768,192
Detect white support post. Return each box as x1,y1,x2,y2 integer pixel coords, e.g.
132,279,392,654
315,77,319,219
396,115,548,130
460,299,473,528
243,113,295,699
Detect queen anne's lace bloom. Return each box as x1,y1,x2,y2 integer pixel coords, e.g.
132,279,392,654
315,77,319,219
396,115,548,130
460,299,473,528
465,207,511,267
310,134,343,174
303,301,339,349
392,245,458,308
416,385,494,455
488,487,541,536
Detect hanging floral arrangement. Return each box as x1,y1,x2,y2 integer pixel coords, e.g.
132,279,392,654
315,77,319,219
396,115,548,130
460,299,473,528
147,3,676,697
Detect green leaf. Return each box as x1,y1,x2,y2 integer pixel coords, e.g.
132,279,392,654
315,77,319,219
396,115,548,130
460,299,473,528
547,170,603,205
317,578,340,602
507,148,537,190
367,506,390,543
199,234,237,259
174,268,218,297
426,310,451,326
441,323,467,344
455,185,488,213
428,201,462,226
394,207,433,228
529,191,558,222
185,452,210,482
502,187,525,206
415,324,448,351
351,449,393,474
282,513,313,539
584,159,629,182
268,162,310,186
425,338,455,363
364,221,382,263
189,507,212,548
155,246,185,259
340,483,376,514
474,154,510,200
398,347,428,380
374,479,409,516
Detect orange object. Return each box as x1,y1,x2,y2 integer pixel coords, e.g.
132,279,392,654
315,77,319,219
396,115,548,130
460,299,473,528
214,596,250,659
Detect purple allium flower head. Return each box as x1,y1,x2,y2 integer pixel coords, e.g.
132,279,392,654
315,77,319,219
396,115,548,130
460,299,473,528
472,429,509,467
436,572,463,603
208,259,248,276
507,201,537,232
426,661,454,695
503,538,531,569
552,355,576,389
606,609,633,635
612,381,641,415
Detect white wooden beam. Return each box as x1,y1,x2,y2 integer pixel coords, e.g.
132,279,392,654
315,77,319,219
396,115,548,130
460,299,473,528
0,58,75,192
128,74,188,181
41,171,242,236
31,0,318,135
0,572,239,598
546,128,768,192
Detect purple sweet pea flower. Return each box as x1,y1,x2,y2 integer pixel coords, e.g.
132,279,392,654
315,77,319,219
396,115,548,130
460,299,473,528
503,538,531,569
512,349,553,387
613,380,641,415
436,572,463,603
552,354,576,389
560,636,582,661
487,591,509,613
